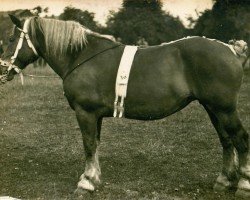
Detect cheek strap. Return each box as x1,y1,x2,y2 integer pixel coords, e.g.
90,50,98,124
11,18,38,66
0,18,39,85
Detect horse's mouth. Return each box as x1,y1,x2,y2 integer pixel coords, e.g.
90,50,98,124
0,68,16,84
0,59,8,84
0,58,19,84
0,74,8,84
0,69,9,84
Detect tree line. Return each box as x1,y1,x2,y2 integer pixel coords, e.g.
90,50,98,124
0,0,249,48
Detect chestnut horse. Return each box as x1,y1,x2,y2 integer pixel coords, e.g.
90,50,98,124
0,15,250,198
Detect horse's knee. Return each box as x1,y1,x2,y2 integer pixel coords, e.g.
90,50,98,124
234,131,248,153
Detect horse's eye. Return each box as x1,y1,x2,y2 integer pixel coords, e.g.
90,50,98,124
9,36,15,42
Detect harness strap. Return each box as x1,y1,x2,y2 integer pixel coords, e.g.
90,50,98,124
12,18,38,62
12,31,25,60
113,45,138,118
62,44,122,81
25,33,38,56
0,18,39,85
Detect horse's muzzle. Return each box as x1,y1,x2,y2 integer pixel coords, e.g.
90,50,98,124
0,57,22,84
0,70,9,84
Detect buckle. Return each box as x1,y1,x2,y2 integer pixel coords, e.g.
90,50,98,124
113,96,125,118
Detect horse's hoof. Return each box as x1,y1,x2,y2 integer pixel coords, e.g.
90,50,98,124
213,182,230,192
235,189,250,199
80,173,101,185
213,174,232,193
235,178,250,199
77,178,95,191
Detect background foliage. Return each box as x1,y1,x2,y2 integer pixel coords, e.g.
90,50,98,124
59,6,100,32
0,1,250,199
190,0,250,45
104,0,185,45
0,0,249,53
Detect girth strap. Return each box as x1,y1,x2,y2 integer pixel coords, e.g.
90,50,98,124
113,45,138,118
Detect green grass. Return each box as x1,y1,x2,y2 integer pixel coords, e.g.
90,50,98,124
0,67,250,200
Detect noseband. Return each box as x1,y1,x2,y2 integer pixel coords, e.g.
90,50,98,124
0,18,38,84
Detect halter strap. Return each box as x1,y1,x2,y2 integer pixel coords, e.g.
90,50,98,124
11,18,38,63
8,18,38,74
0,18,38,85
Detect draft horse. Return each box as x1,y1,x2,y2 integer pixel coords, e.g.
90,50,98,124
0,15,250,198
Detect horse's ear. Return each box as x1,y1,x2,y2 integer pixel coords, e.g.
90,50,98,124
9,14,22,28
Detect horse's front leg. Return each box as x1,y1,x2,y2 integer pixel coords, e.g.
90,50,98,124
74,104,102,192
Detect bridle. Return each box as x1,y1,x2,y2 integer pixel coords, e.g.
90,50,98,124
0,18,38,84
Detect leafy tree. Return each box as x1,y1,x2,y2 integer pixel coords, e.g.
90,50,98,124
123,0,163,10
105,0,185,45
59,6,100,32
191,0,250,44
0,9,34,48
0,6,50,46
30,6,48,16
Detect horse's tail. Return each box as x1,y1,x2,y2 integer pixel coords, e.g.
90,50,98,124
0,40,3,56
242,54,250,69
229,39,249,69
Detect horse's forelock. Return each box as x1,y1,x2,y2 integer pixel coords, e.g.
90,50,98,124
29,17,88,56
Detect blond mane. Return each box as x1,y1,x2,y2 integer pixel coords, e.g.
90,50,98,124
29,17,88,56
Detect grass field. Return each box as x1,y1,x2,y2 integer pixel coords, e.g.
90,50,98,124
0,66,250,200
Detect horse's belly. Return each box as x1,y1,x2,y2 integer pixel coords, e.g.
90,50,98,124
124,94,192,120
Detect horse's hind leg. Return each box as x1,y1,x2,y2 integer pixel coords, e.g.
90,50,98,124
74,105,102,193
221,112,250,198
205,107,250,197
203,106,239,192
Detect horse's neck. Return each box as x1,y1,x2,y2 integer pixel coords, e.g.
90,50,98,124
39,35,117,78
30,29,67,77
39,52,69,78
84,35,118,56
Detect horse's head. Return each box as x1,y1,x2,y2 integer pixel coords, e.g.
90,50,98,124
0,15,39,84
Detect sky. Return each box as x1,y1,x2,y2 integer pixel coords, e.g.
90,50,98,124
0,0,213,26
